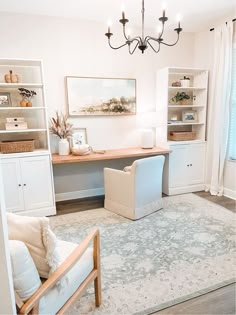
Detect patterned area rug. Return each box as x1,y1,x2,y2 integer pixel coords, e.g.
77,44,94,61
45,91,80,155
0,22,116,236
50,194,236,315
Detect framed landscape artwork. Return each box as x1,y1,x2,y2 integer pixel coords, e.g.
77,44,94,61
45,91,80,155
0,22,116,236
66,76,136,116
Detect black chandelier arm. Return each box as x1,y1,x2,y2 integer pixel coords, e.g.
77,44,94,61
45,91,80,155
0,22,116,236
128,39,140,55
160,32,180,47
107,38,129,50
122,25,129,40
147,39,161,53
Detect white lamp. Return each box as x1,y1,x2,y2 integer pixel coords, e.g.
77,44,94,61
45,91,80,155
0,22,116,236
137,112,157,149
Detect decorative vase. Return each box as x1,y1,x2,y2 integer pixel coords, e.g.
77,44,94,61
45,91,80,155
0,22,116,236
58,138,70,156
179,99,189,105
20,100,27,107
180,79,190,87
26,101,32,107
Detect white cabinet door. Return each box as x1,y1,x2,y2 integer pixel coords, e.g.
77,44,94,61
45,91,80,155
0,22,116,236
188,144,205,185
1,159,24,212
20,156,54,210
169,145,189,188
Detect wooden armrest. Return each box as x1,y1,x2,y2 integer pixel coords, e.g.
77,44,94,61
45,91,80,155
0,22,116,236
19,228,100,315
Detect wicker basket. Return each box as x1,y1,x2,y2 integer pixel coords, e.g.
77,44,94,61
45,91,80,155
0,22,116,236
0,140,35,154
168,131,196,141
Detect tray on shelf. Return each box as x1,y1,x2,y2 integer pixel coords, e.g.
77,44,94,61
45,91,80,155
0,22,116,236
0,139,34,154
168,131,196,141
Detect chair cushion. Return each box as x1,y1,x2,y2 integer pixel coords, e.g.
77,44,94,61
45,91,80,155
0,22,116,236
7,213,61,278
9,240,41,301
39,240,94,314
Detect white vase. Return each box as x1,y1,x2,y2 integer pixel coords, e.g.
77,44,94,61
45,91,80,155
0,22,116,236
180,79,190,87
58,138,70,156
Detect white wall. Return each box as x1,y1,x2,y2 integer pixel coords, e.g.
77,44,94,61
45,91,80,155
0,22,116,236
193,20,236,200
0,13,195,200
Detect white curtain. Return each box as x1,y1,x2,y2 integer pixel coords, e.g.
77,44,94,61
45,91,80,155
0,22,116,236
206,21,234,196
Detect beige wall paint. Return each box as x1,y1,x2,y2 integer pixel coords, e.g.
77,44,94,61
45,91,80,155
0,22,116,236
0,12,195,199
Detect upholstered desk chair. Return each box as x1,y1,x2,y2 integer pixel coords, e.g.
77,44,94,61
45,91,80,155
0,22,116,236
10,228,101,315
104,155,165,220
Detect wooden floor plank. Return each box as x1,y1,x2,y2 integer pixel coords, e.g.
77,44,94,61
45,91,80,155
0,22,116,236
153,283,236,315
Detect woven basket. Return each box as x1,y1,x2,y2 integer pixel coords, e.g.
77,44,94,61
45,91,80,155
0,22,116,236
168,131,196,141
0,140,34,154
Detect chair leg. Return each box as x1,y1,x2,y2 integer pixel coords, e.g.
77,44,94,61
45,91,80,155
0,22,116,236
94,273,101,306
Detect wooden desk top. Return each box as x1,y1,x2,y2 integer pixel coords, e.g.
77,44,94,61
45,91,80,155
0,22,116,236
52,146,170,165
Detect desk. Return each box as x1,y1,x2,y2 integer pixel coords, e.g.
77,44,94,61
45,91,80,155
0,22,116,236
52,146,170,165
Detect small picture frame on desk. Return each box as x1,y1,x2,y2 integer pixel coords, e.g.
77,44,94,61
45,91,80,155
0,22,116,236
0,92,12,107
182,110,198,123
70,128,88,148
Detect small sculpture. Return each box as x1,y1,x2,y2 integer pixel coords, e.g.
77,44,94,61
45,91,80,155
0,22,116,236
4,70,19,83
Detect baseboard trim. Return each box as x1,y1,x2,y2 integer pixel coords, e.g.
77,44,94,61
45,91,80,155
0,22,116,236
224,188,236,200
166,184,205,196
15,206,56,217
55,188,105,202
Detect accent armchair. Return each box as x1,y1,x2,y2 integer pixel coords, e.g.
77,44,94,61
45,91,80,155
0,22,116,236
11,229,101,315
104,155,165,220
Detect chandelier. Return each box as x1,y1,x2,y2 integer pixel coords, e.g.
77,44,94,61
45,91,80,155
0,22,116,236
105,0,182,54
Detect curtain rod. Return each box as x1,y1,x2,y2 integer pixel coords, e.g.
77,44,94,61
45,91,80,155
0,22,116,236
210,18,236,31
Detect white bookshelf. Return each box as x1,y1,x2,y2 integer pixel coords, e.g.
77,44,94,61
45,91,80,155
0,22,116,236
156,67,208,195
0,59,50,151
156,67,208,144
0,59,55,216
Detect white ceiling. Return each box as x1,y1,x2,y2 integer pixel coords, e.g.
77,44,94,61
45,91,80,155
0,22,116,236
0,0,235,32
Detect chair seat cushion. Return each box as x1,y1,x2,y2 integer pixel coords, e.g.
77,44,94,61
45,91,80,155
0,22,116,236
9,240,42,301
39,240,94,315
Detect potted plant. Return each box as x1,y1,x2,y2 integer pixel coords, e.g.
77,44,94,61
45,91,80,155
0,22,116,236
49,112,73,155
18,88,37,107
180,76,190,87
171,91,191,105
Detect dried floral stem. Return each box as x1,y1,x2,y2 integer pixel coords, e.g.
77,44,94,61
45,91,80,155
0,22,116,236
49,112,73,139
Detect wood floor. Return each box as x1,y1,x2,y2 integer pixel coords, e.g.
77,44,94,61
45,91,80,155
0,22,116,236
56,192,236,315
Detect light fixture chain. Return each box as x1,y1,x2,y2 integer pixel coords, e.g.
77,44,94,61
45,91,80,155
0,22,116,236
142,0,145,41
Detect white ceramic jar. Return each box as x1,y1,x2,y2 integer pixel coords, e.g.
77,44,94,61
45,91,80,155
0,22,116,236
58,138,70,155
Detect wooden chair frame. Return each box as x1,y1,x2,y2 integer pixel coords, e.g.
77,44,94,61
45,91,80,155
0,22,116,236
17,229,101,315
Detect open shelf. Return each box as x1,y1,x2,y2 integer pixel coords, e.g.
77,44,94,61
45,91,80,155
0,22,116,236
168,139,206,145
0,129,47,134
0,149,50,158
168,86,206,90
168,105,205,108
0,106,45,110
0,83,43,88
168,122,204,126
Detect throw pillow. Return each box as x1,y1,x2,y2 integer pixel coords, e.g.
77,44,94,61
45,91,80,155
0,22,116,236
9,240,41,301
7,213,61,279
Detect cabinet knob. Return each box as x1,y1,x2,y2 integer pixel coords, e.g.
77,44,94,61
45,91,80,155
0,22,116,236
190,164,192,166
187,164,189,167
23,184,26,186
18,184,21,187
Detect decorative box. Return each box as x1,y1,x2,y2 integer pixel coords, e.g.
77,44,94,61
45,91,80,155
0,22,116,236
5,122,28,130
6,117,25,123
